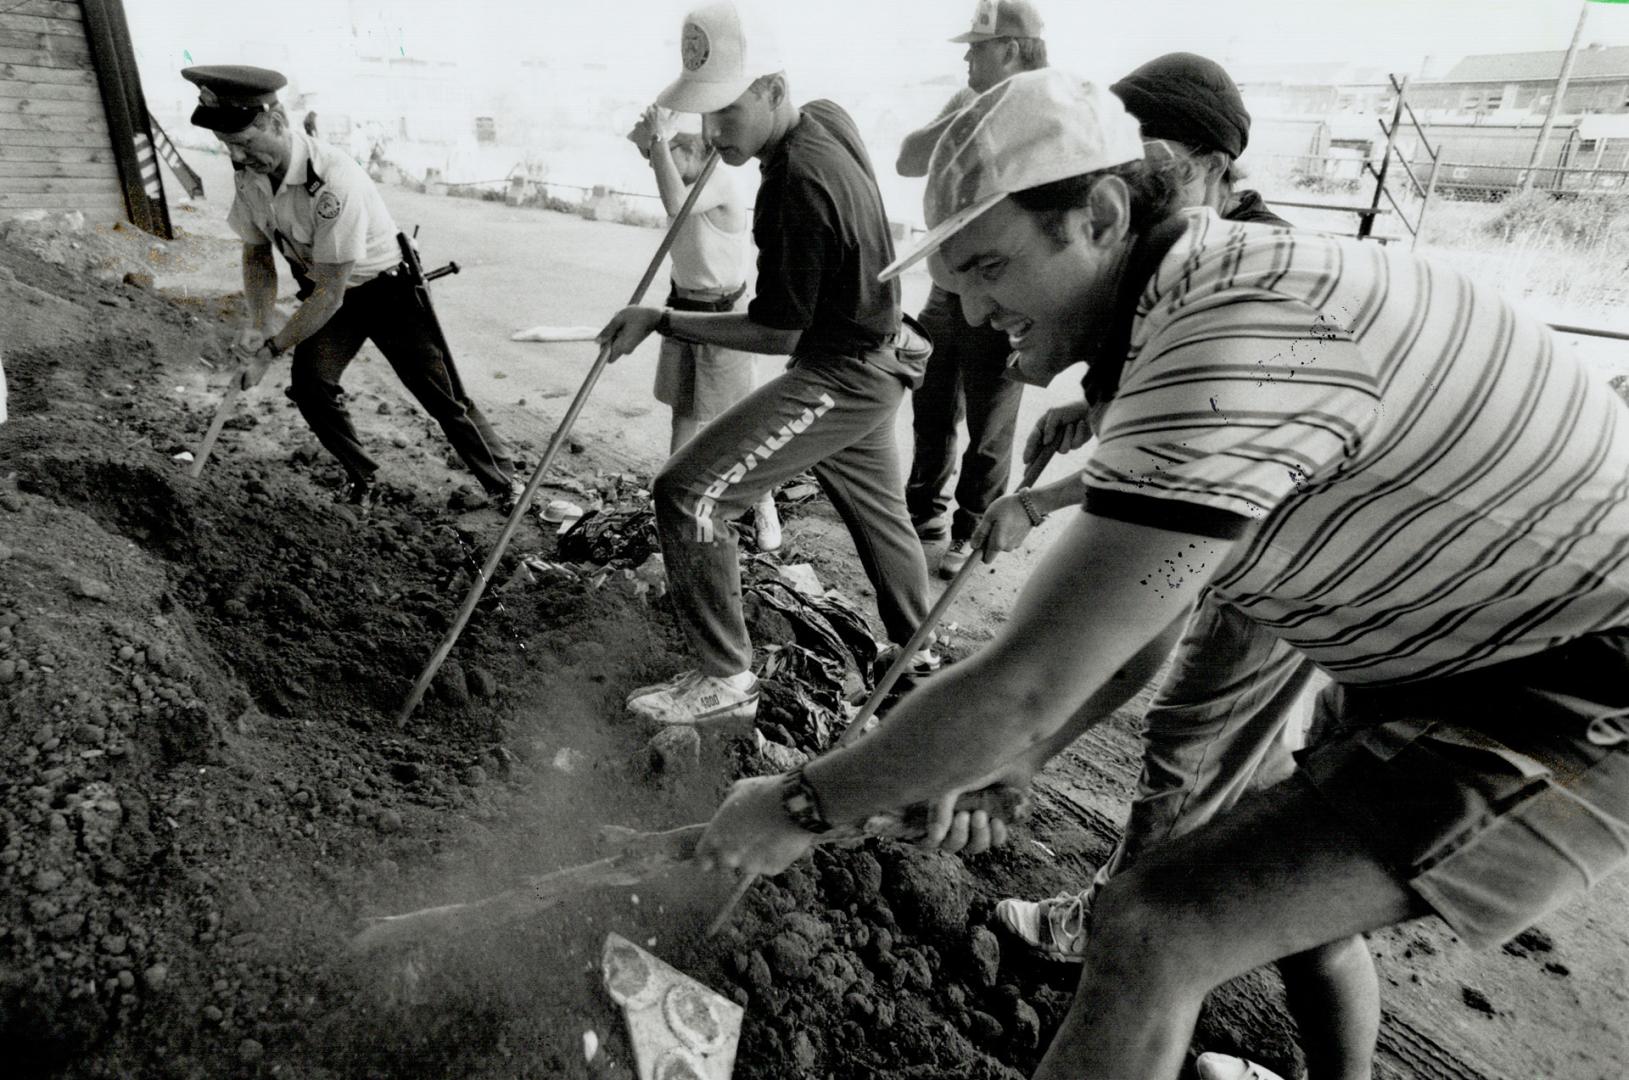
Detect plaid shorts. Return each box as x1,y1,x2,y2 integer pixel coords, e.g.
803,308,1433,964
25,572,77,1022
1298,628,1629,949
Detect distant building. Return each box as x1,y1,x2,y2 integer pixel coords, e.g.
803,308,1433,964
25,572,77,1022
1233,61,1395,119
1410,44,1629,119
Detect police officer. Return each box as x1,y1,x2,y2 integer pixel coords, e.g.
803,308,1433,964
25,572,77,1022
182,65,519,509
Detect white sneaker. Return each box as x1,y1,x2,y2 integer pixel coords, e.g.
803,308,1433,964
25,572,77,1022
754,496,782,553
625,670,759,728
993,888,1093,962
624,671,690,708
1196,1053,1287,1080
937,538,973,579
875,643,943,678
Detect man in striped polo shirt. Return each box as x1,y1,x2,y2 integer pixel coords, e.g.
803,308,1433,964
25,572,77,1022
692,69,1629,1079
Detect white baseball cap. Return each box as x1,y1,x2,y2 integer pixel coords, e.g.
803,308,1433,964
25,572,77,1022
949,0,1045,44
879,68,1145,282
656,1,785,115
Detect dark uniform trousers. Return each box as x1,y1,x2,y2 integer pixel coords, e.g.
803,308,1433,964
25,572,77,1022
906,284,1024,541
287,269,513,493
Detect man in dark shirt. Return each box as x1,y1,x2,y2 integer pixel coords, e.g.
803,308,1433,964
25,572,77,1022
598,1,932,727
896,0,1050,580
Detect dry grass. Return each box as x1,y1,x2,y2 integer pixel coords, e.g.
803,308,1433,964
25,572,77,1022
1246,170,1629,324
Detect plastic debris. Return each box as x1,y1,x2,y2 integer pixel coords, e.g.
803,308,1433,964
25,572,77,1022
775,563,825,598
543,498,585,524
172,450,195,464
558,506,661,567
602,933,742,1080
510,324,601,342
583,1030,599,1063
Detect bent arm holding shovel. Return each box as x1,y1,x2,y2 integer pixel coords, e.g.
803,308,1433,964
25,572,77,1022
192,251,353,477
233,254,352,390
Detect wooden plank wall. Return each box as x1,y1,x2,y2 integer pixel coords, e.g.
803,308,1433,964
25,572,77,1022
0,0,123,217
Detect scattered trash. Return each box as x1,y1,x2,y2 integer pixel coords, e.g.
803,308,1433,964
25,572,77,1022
519,557,579,584
542,498,585,524
172,450,195,464
602,933,742,1080
753,729,810,773
583,1030,599,1064
775,563,825,598
510,324,602,343
558,506,661,567
778,482,820,504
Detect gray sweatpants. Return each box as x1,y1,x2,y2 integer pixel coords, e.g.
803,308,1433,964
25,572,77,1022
653,351,931,676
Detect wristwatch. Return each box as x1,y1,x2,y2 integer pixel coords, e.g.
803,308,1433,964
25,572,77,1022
263,336,285,358
780,767,833,835
655,308,675,338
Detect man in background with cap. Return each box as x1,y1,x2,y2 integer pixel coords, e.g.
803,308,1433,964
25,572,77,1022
182,65,519,511
895,0,1047,579
692,67,1629,1080
626,103,781,552
598,0,932,728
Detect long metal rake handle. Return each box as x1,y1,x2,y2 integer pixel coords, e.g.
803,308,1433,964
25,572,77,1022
396,149,723,724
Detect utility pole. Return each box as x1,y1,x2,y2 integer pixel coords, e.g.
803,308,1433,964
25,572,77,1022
1520,0,1591,192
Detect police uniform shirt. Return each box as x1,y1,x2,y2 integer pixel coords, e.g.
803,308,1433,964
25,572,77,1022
226,130,400,288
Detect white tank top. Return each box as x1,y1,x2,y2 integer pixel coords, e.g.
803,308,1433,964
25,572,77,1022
668,172,749,293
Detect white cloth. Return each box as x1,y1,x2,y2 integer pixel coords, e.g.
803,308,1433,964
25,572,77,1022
667,168,749,293
226,130,401,287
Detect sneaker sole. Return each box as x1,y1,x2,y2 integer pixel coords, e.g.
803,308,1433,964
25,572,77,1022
991,915,1087,964
627,695,761,730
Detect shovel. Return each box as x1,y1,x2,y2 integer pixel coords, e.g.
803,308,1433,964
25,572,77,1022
348,784,1025,956
187,373,244,478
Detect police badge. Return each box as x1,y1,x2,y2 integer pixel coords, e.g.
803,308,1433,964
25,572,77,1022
315,191,342,220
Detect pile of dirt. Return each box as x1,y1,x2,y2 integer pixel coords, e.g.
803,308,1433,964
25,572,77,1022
0,209,236,292
0,223,1306,1080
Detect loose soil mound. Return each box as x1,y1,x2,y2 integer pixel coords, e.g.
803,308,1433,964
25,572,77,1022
0,233,1105,1080
9,218,1588,1080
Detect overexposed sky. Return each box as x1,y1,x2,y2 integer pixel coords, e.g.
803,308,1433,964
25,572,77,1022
129,0,1629,96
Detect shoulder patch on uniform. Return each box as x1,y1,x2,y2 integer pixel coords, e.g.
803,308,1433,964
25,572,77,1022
315,190,343,220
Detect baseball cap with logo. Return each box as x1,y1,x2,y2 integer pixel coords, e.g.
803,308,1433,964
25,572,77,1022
656,1,785,115
879,68,1144,282
949,0,1045,43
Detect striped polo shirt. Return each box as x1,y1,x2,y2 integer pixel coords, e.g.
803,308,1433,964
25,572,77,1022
1082,208,1629,685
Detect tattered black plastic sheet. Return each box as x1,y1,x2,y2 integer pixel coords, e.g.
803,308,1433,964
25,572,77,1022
556,506,660,567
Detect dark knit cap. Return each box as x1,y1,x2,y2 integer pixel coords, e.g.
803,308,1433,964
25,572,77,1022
1110,52,1250,158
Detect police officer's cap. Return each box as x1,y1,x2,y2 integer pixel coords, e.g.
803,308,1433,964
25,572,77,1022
181,65,287,133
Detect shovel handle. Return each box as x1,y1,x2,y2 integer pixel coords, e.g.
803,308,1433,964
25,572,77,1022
188,377,243,478
705,783,1028,937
